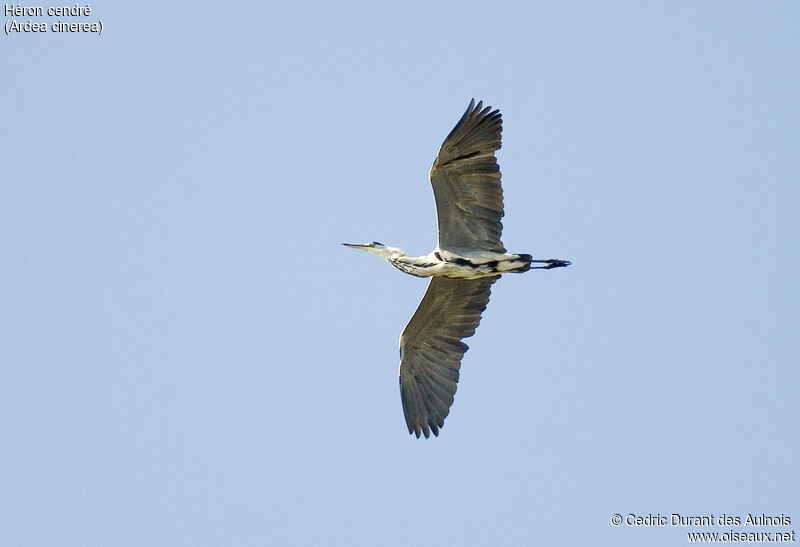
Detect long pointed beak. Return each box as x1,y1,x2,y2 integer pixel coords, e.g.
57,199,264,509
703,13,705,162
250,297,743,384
342,243,366,249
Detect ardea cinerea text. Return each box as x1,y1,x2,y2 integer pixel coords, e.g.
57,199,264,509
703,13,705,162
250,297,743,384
344,99,570,438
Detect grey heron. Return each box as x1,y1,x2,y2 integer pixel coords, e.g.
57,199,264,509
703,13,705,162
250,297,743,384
344,99,570,438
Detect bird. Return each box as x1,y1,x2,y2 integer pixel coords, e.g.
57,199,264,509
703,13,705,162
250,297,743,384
344,99,570,438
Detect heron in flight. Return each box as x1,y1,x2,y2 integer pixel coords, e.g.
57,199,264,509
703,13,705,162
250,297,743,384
344,99,570,438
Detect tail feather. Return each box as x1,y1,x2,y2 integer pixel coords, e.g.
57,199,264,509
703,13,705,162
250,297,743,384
512,254,532,273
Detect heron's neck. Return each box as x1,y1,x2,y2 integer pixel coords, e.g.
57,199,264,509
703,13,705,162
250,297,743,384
370,246,407,261
384,251,440,277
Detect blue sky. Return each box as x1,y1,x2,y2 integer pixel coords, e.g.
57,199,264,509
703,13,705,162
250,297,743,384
2,2,799,546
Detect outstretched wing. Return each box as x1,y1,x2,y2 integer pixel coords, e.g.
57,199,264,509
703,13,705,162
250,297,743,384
429,99,505,253
399,276,498,438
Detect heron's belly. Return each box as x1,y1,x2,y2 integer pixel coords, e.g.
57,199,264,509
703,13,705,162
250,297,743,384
391,254,530,278
438,258,529,278
436,262,504,279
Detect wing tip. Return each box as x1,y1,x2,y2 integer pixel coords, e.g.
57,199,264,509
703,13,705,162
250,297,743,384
401,377,445,439
467,98,500,119
407,421,440,439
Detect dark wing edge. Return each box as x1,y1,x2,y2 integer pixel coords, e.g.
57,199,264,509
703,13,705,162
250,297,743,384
398,276,499,438
429,99,506,253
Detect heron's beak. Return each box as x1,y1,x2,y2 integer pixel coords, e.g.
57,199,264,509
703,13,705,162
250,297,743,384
342,243,366,249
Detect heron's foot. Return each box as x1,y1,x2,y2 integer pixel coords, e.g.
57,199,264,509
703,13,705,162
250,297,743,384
531,259,571,269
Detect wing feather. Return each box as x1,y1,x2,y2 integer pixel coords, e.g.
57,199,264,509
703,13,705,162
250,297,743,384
429,99,505,253
399,276,498,438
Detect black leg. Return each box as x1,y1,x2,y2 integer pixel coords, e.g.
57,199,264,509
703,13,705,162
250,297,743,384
530,259,571,269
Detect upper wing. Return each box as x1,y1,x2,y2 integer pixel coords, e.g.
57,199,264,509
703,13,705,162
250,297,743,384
429,99,505,253
399,276,498,438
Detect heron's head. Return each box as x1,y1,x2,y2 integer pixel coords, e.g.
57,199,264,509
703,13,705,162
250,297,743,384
342,241,404,259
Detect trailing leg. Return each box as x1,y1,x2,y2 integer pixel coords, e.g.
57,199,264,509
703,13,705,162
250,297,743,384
529,259,571,269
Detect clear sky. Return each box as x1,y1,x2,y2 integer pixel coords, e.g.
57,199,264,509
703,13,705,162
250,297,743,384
2,2,799,546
